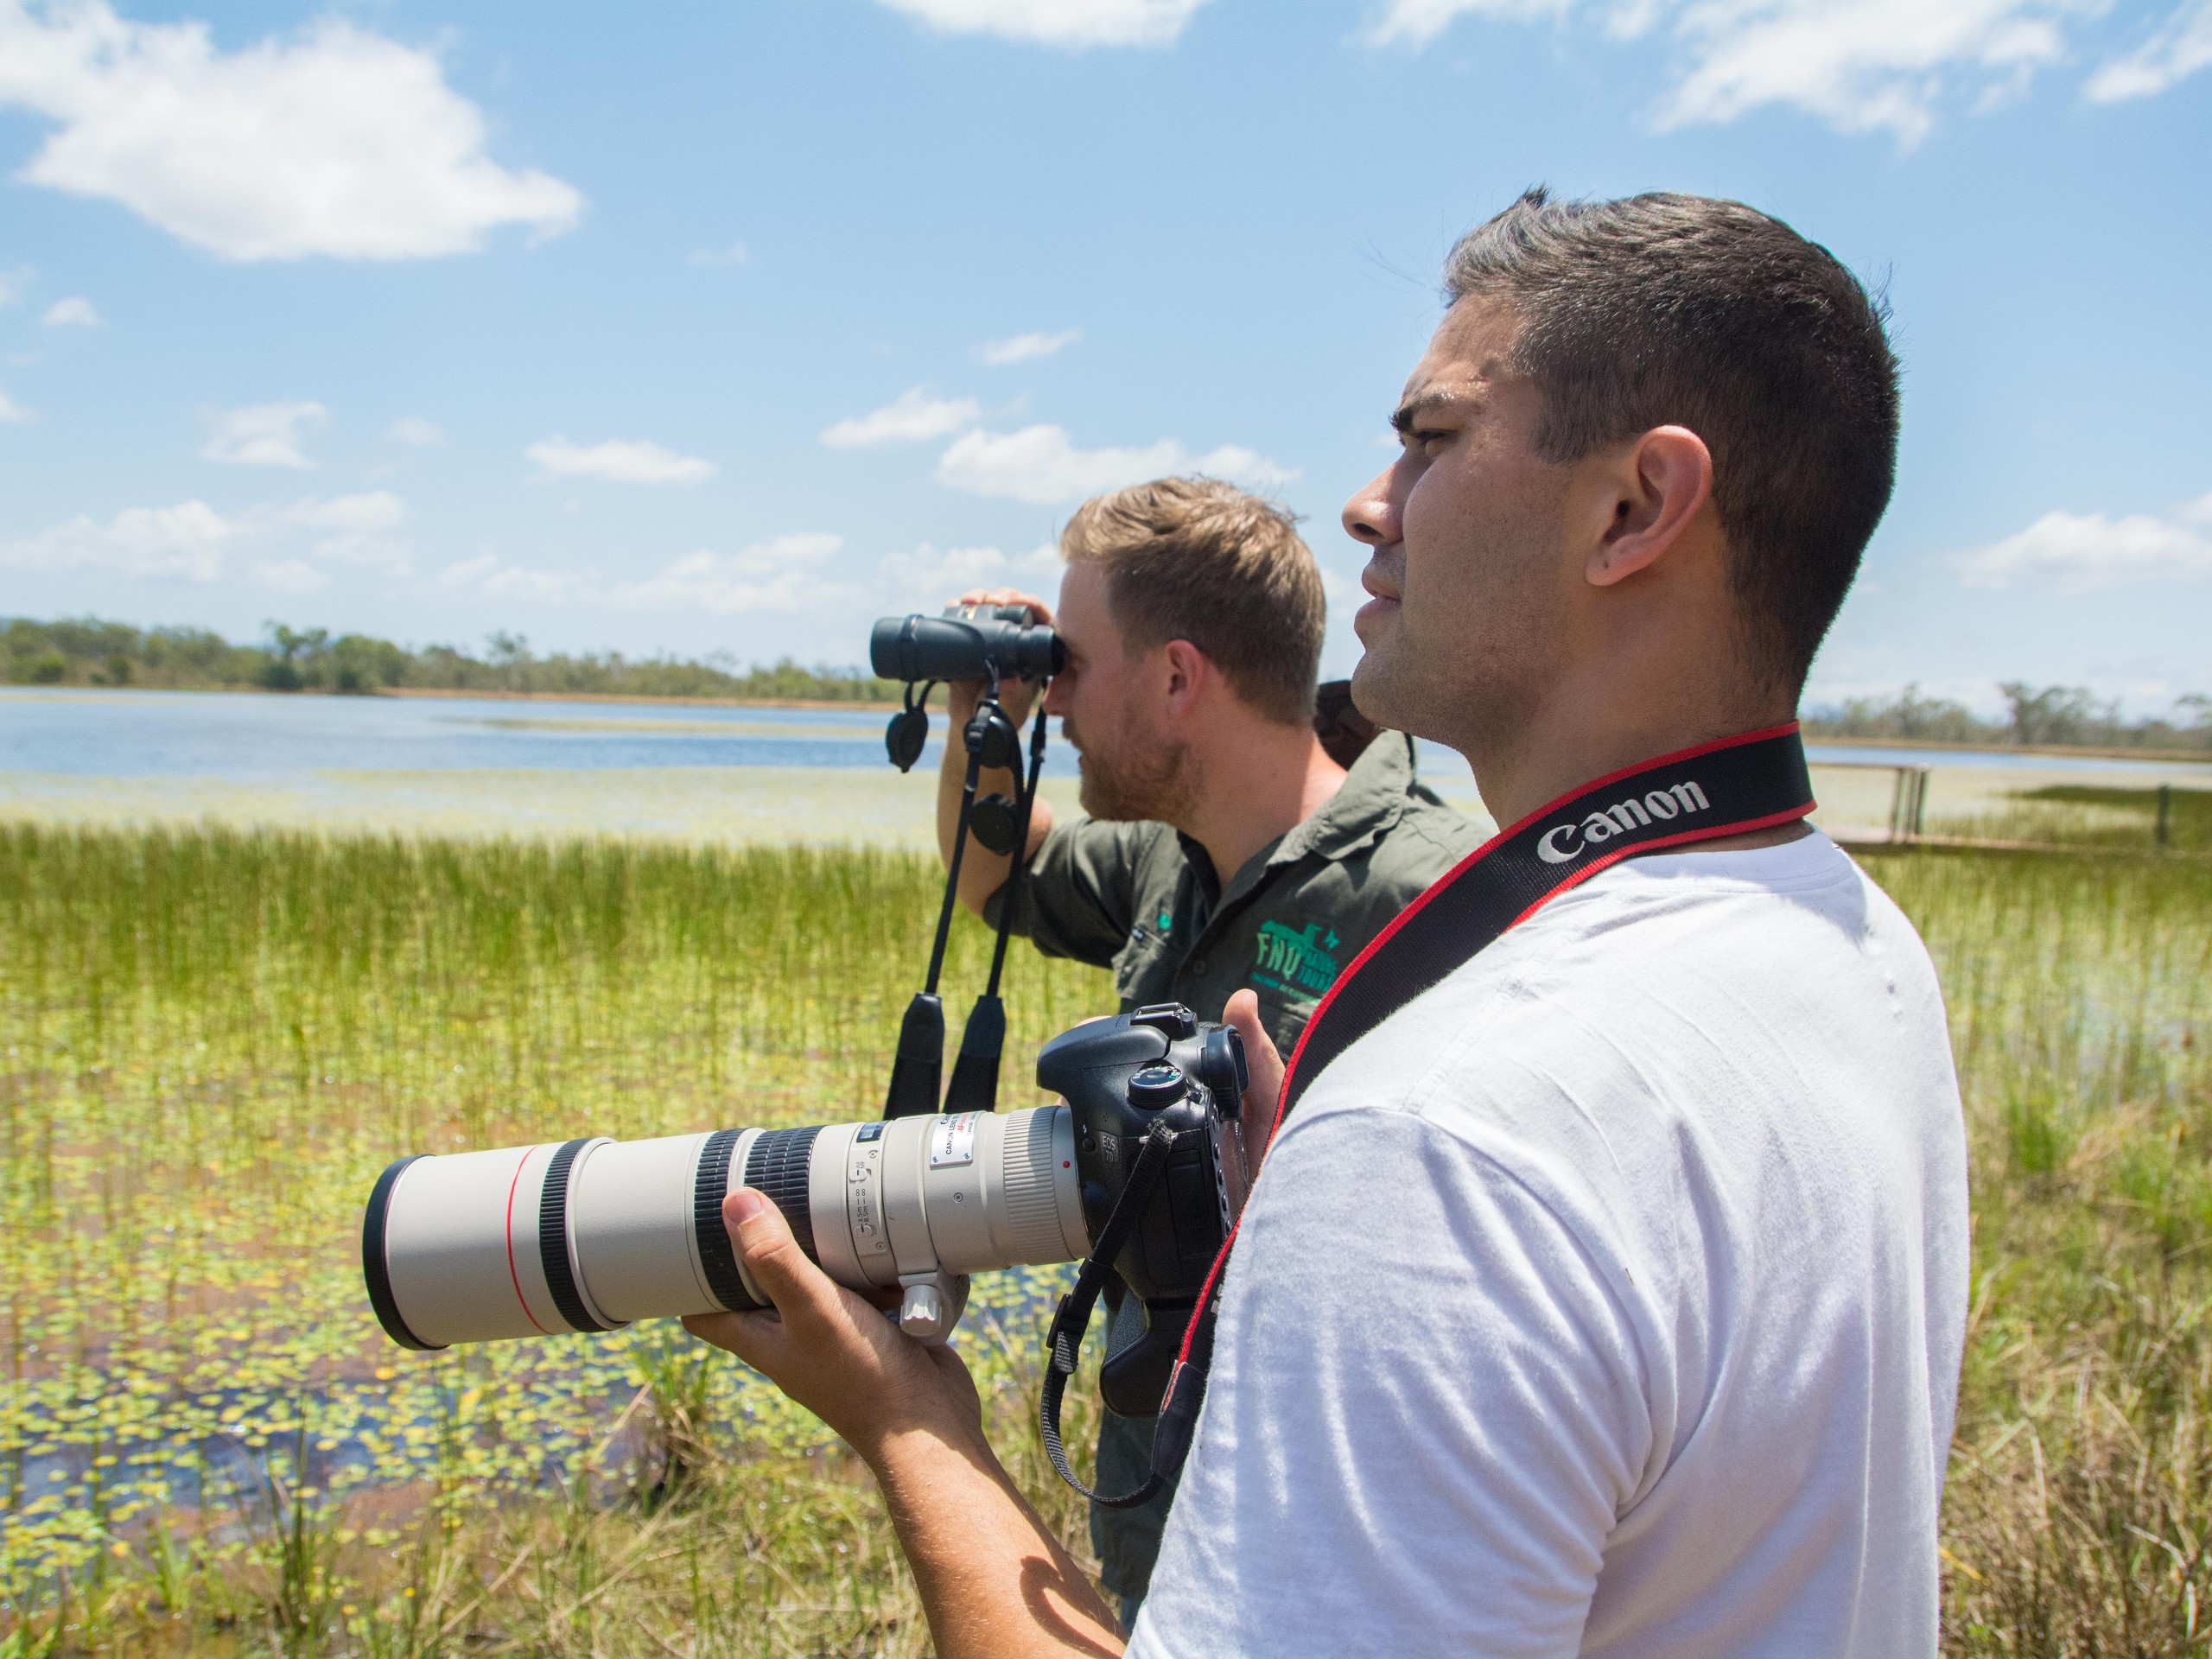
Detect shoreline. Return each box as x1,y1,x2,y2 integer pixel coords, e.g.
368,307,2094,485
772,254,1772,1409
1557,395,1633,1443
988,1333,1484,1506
1803,732,2212,766
379,685,906,711
1,682,908,713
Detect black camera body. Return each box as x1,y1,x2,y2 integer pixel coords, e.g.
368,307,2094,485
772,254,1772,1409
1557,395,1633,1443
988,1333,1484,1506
1039,1002,1250,1416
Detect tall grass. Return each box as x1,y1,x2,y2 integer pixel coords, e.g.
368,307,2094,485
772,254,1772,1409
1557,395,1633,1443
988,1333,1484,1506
2,823,2208,1654
1861,848,2212,1654
0,824,1106,1655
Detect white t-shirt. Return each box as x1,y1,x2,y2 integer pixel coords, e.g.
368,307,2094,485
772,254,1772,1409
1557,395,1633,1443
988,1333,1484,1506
1128,832,1968,1659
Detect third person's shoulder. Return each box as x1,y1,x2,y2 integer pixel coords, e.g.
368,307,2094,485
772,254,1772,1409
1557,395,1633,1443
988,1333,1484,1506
1370,787,1485,897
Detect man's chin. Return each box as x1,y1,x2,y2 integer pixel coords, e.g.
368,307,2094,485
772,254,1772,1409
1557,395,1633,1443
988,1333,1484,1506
1349,653,1412,734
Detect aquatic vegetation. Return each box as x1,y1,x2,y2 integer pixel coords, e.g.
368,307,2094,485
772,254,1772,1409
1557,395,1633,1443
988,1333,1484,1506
1,823,2208,1653
0,824,1104,1653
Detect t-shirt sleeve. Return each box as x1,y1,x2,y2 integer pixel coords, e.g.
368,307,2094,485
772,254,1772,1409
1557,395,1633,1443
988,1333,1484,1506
982,816,1148,969
1128,1106,1654,1659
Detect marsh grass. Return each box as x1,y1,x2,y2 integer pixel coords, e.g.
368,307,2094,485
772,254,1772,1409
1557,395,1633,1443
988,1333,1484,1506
1931,784,2212,855
1862,848,2212,1655
2,823,2209,1654
1,823,1105,1655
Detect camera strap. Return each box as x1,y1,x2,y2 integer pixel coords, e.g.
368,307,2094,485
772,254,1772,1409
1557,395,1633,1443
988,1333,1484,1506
1039,1119,1184,1508
1142,721,1817,1492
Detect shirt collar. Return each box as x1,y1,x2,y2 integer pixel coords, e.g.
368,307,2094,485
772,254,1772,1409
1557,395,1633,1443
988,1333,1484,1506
1268,731,1419,868
1178,732,1423,912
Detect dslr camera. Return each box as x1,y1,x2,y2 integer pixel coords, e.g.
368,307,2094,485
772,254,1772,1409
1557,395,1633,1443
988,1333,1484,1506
362,1003,1248,1416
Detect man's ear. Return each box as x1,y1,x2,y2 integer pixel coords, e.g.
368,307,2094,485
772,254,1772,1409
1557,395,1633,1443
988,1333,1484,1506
1160,639,1211,721
1586,425,1714,589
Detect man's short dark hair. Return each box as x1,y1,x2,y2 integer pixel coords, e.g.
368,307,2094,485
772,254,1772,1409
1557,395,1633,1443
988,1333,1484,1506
1445,189,1899,695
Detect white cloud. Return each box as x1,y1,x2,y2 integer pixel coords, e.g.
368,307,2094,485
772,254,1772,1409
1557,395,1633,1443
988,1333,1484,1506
606,534,849,614
2,499,240,581
0,387,31,423
878,540,1063,602
199,399,327,468
438,533,852,615
255,558,329,594
687,241,750,266
437,552,582,605
820,388,983,448
1365,0,2101,145
0,1,582,261
385,416,444,447
0,267,26,306
2088,0,2212,99
285,490,410,568
40,294,98,327
525,436,718,486
873,0,1208,48
0,489,405,584
1955,492,2212,593
979,327,1082,365
936,423,1297,505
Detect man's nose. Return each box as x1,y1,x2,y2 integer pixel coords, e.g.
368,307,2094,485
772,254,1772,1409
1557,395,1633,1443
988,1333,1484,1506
1042,675,1071,716
1342,466,1399,548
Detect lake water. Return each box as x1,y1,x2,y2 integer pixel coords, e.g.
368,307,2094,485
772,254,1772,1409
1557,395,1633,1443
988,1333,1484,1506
3,687,2205,846
0,687,979,778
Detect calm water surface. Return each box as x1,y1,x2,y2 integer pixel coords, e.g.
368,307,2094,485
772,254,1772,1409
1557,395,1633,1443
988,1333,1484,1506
0,688,978,777
2,688,2203,783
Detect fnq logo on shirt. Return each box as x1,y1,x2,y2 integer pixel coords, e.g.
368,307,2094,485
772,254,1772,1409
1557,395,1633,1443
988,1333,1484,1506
1535,778,1711,864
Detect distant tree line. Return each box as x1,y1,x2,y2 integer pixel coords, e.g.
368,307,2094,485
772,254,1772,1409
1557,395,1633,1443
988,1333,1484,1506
1,616,903,702
1804,683,2212,754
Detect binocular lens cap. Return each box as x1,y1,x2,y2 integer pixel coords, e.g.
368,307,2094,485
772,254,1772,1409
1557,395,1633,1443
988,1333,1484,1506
885,708,930,772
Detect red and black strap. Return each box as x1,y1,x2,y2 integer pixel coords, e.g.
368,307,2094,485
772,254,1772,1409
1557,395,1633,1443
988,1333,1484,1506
1146,722,1816,1488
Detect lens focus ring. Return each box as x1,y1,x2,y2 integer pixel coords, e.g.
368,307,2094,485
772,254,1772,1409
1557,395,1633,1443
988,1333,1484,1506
744,1127,823,1262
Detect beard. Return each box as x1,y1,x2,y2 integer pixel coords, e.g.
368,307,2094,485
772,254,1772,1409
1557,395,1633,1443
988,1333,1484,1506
1063,712,1199,825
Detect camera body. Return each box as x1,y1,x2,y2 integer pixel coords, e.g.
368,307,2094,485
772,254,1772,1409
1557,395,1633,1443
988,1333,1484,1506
1044,1003,1251,1414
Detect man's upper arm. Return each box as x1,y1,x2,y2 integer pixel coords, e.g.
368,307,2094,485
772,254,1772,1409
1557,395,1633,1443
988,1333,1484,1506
984,817,1154,969
1130,1105,1653,1659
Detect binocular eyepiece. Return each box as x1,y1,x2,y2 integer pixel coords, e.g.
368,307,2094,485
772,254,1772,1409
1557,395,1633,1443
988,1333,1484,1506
869,605,1063,685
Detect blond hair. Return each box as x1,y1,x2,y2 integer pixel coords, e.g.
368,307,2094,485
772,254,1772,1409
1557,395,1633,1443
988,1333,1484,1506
1060,476,1325,727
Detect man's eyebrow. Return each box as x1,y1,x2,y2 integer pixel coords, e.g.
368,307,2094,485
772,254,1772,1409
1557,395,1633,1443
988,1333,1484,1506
1389,390,1468,435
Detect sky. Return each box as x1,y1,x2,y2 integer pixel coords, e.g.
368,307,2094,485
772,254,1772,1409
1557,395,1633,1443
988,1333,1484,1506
1,0,2208,717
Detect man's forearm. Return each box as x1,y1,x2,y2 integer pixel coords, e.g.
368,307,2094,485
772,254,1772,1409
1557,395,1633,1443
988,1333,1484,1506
868,1426,1124,1659
936,689,1052,917
938,690,1020,913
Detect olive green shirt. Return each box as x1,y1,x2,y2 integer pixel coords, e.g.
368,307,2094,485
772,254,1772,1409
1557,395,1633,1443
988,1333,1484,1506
991,731,1480,1058
988,732,1482,1605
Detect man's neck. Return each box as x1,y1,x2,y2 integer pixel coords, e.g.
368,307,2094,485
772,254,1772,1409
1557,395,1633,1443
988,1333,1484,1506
1176,721,1349,891
1457,666,1793,833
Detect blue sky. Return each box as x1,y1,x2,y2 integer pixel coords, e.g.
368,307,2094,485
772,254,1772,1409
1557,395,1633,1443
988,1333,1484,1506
2,0,2208,715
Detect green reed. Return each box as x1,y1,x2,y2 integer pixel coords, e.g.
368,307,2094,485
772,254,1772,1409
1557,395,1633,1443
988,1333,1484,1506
0,823,1106,1655
1862,848,2212,1655
3,823,2209,1654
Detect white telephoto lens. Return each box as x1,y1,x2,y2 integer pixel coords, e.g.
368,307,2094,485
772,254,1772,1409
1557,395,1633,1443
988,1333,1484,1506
364,1107,1088,1351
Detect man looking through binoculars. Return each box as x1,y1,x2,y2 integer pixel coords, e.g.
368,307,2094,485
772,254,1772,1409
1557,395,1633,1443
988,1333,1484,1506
931,476,1480,1624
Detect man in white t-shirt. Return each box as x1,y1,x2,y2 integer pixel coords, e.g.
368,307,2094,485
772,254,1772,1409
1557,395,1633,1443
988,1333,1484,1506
686,188,1969,1659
